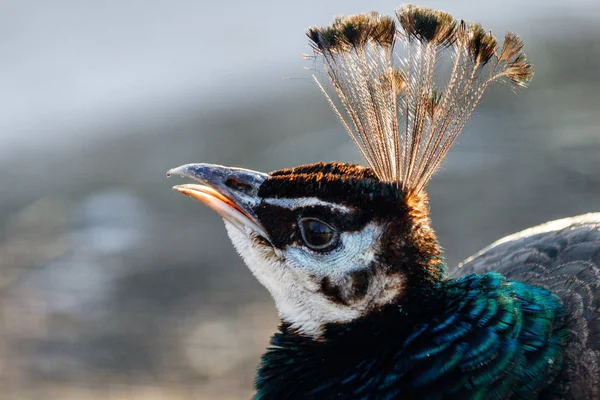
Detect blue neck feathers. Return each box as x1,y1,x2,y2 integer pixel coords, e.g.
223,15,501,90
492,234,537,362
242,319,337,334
255,273,567,400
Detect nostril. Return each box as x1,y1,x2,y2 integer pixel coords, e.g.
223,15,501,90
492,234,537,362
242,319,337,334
225,177,253,193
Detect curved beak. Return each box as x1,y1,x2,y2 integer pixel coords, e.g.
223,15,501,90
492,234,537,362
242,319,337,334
167,163,269,238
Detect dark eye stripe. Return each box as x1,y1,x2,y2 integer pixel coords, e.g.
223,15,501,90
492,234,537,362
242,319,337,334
254,203,374,249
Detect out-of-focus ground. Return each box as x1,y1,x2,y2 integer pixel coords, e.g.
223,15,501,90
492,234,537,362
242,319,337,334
1,1,600,399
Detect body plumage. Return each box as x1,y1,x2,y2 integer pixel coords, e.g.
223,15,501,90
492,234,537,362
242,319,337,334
167,4,600,399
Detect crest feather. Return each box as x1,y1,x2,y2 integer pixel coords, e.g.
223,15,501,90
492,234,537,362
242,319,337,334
307,4,533,193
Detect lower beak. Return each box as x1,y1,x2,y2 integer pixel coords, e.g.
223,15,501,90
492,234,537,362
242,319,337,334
167,163,269,239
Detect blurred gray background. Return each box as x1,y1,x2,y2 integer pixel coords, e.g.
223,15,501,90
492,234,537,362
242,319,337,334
1,0,599,398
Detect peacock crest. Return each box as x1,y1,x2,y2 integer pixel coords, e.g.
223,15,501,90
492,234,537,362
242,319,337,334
307,4,533,193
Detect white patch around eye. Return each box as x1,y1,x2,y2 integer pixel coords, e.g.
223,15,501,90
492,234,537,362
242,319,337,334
285,222,381,277
224,221,364,337
223,220,395,338
263,197,352,212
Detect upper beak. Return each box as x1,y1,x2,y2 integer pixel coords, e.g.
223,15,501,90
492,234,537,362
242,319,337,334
167,163,269,238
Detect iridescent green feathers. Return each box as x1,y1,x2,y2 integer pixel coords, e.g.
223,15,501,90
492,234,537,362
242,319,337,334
307,5,533,193
255,273,566,399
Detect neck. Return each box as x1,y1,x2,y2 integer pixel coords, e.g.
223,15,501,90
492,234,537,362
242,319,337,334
254,273,568,399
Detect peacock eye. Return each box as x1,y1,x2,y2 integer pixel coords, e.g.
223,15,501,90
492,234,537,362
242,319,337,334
298,217,339,251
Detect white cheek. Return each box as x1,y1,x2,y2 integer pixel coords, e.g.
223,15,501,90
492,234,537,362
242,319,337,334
224,222,285,296
223,221,363,337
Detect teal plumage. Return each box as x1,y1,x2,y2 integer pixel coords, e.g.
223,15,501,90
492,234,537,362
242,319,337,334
256,273,568,399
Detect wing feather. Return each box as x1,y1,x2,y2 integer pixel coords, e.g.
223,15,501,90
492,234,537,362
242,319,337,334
454,213,600,398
